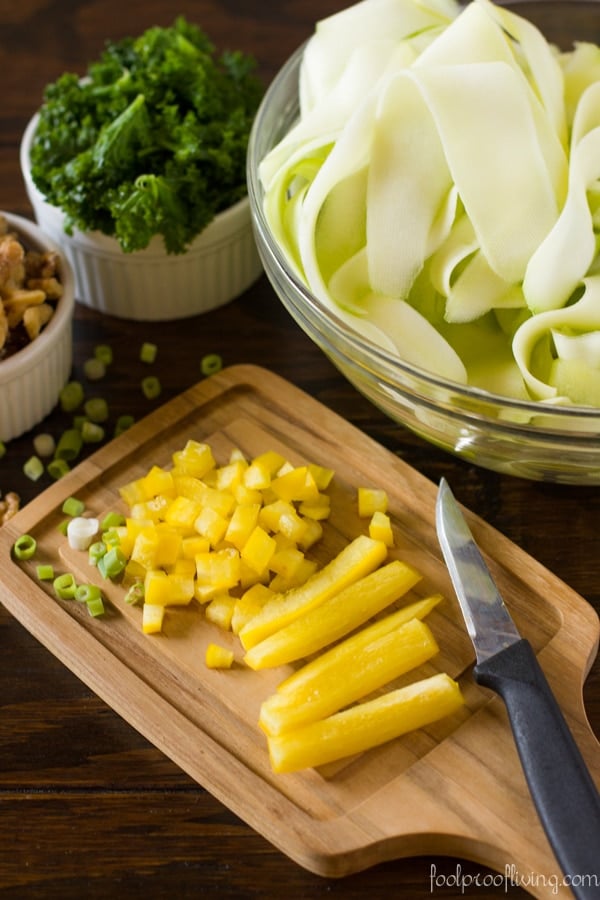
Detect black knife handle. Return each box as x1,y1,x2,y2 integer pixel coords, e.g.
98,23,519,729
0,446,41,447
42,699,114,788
474,639,600,899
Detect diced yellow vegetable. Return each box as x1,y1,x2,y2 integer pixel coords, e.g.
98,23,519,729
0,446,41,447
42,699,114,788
297,517,322,550
172,474,207,503
181,535,211,559
258,499,292,532
358,487,388,517
195,548,241,601
271,466,320,503
171,440,215,478
260,615,439,735
169,556,196,576
144,569,172,606
165,571,195,605
205,594,236,629
194,506,229,546
257,450,287,473
233,483,264,506
153,527,183,568
231,583,275,634
216,458,247,492
142,602,165,634
269,557,318,593
144,565,194,606
267,673,464,773
298,493,331,521
124,559,146,581
245,559,422,671
369,510,394,546
240,525,277,575
143,465,176,499
269,546,306,580
118,476,149,507
244,451,286,490
205,643,235,669
129,498,167,522
199,485,236,517
224,503,261,550
308,463,334,491
163,495,203,530
130,528,159,570
238,558,269,590
239,534,388,650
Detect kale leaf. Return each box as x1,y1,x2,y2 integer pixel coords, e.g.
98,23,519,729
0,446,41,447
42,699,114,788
30,17,264,254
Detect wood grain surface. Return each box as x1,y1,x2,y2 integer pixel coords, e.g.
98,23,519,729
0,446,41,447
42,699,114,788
1,2,600,899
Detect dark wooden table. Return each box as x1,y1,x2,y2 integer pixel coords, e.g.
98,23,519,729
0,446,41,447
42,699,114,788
1,1,598,897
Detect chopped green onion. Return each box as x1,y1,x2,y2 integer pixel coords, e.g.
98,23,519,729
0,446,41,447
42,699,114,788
140,342,158,364
201,353,223,376
101,512,125,530
124,581,145,606
36,563,55,581
53,572,77,600
47,458,70,480
84,357,106,381
62,496,85,517
23,455,44,481
75,583,102,604
86,596,105,617
102,528,121,548
13,534,37,560
72,415,88,431
94,344,113,366
57,518,70,536
67,516,99,551
84,397,109,423
55,428,83,461
141,376,161,399
60,381,84,412
114,415,135,436
0,441,6,459
99,546,127,579
81,421,105,443
88,541,107,566
33,433,55,457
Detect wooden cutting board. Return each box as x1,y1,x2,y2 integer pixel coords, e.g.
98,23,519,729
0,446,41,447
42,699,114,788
1,364,598,895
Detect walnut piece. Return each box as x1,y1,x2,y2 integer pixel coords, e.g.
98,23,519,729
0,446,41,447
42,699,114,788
0,492,20,526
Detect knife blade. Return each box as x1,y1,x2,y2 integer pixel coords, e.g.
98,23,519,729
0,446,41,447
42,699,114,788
436,478,600,899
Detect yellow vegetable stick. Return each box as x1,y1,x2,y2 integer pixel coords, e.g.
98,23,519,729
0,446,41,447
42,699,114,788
244,559,421,670
239,534,388,650
267,673,464,773
275,593,442,699
259,615,440,736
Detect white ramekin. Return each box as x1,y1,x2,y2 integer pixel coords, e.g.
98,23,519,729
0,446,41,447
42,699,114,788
0,212,75,442
20,114,263,321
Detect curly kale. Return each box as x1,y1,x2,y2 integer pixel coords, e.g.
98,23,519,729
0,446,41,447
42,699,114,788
29,17,264,254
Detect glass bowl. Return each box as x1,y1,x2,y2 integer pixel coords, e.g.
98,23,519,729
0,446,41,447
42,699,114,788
247,1,600,485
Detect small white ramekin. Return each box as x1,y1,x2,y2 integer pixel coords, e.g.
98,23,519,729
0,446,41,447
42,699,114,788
20,114,263,321
0,212,75,442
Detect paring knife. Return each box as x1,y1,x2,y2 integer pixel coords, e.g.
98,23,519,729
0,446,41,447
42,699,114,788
436,478,600,899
